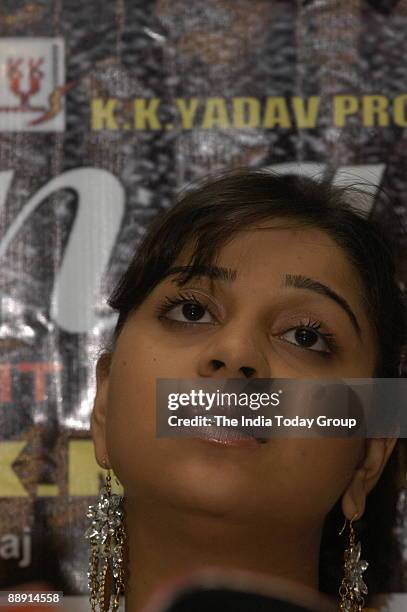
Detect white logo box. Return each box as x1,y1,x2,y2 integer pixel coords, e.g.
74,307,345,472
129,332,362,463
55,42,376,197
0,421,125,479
0,37,65,132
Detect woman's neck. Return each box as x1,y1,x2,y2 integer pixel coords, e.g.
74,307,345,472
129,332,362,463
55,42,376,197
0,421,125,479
123,497,322,612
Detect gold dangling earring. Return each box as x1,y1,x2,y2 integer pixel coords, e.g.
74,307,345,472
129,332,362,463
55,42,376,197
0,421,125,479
85,460,126,611
338,512,369,612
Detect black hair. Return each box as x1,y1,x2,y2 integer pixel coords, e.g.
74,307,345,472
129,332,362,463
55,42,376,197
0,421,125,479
106,168,407,598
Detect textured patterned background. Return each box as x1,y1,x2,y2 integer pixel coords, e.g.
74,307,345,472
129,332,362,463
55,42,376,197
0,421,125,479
0,0,406,598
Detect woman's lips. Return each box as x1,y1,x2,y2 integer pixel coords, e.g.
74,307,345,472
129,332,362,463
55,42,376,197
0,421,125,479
191,426,268,448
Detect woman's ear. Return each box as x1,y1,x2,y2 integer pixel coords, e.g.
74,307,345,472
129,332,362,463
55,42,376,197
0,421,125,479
342,438,398,519
91,351,113,469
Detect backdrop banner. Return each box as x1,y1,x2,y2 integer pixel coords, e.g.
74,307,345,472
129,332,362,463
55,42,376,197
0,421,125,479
0,0,406,605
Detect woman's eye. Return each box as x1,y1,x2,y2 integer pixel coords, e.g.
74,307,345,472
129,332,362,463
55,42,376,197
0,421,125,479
164,301,215,324
280,327,331,353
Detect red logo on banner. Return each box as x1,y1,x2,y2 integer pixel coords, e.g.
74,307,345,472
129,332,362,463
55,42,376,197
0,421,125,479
0,38,66,131
6,57,45,111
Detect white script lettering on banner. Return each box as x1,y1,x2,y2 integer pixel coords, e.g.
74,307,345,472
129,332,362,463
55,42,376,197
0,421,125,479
0,167,124,334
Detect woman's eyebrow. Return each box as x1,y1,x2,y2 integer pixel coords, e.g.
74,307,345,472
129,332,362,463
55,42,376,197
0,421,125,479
166,264,237,283
164,265,361,339
284,273,362,339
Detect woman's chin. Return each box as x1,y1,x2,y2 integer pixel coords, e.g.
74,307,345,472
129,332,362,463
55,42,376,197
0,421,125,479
154,454,266,518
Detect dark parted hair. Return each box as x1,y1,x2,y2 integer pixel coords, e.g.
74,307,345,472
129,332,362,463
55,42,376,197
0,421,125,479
106,168,407,598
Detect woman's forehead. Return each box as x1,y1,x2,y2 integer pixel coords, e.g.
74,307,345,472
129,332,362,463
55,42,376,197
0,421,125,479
220,224,338,258
181,222,361,291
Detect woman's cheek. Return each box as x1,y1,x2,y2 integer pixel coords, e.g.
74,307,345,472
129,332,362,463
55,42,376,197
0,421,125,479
294,439,363,509
261,439,363,518
104,364,155,484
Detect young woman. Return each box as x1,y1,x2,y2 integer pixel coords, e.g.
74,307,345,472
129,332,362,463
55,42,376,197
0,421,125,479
89,169,407,611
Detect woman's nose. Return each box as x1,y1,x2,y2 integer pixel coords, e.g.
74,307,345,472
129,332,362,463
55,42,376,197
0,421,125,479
197,324,270,379
209,359,256,378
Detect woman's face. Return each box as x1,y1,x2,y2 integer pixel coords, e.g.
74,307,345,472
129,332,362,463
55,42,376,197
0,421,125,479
93,220,381,530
